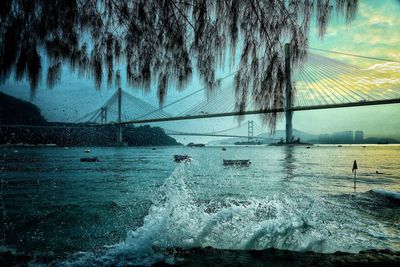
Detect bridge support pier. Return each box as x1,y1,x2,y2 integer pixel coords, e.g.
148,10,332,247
117,87,124,145
248,120,254,142
285,43,293,143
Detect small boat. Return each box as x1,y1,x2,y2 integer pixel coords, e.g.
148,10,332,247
223,159,251,166
173,155,192,163
84,149,91,153
222,147,226,151
80,157,98,162
187,143,205,147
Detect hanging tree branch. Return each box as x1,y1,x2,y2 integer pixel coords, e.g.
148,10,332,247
0,0,358,130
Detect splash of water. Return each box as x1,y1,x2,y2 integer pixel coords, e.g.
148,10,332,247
62,163,389,266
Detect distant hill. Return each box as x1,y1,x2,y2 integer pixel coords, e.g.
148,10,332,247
0,92,46,125
256,129,318,142
363,137,399,144
207,128,399,146
124,125,181,146
208,129,318,145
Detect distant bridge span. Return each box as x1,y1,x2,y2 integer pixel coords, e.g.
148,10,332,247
166,132,273,140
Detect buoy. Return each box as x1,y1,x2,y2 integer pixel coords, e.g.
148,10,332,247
352,160,358,192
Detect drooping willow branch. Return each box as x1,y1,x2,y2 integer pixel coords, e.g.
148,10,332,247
0,0,358,130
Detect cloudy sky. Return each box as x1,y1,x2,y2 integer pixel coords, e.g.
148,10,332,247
1,0,399,143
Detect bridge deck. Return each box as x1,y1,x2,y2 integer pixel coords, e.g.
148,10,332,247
112,98,400,125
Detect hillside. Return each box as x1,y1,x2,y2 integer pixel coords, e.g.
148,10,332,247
208,129,318,145
0,92,46,125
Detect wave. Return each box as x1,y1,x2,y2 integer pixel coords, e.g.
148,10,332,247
60,164,394,266
370,189,400,202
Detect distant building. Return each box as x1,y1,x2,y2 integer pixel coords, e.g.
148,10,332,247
332,131,353,144
318,134,332,143
354,130,364,143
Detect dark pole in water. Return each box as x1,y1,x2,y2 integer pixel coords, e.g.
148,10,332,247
354,169,356,191
284,43,293,144
352,160,358,192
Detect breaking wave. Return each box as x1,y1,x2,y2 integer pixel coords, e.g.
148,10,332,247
61,163,394,266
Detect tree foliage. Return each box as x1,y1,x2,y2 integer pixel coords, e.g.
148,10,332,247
0,0,358,130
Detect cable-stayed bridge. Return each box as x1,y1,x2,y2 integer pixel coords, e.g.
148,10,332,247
75,45,400,143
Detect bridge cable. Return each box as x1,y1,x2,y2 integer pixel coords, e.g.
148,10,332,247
309,47,400,63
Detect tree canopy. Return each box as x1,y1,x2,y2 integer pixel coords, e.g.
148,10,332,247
0,0,358,130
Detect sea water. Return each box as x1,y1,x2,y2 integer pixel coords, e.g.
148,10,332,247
1,145,399,265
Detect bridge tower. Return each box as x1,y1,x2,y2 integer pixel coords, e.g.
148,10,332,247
100,107,108,124
117,87,123,143
248,120,254,142
284,43,293,143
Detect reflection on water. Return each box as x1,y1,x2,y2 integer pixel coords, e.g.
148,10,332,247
283,146,295,180
1,145,399,265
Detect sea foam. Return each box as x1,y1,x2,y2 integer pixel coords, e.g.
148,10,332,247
62,163,390,266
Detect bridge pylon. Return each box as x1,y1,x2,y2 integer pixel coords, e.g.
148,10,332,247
117,87,124,145
100,107,108,124
284,43,293,143
248,120,254,142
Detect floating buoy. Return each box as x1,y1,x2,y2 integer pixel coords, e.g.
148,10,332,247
173,155,191,163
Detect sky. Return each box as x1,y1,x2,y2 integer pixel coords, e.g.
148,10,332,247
1,0,400,144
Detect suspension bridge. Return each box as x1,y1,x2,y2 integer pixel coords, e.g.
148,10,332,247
163,120,276,142
74,44,400,143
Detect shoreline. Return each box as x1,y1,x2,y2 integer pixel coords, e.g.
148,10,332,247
2,247,400,266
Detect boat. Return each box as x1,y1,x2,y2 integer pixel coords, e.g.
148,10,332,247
187,142,205,147
84,149,91,153
80,157,99,162
173,155,192,163
223,159,251,166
